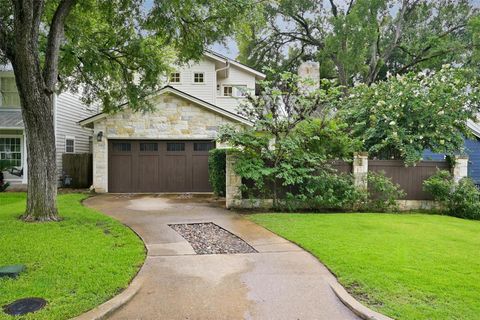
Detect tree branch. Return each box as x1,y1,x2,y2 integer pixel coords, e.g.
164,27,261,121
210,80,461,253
329,0,338,17
43,0,77,93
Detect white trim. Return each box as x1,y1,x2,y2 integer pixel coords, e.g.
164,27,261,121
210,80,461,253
79,86,252,127
204,51,266,79
0,133,24,183
65,135,75,153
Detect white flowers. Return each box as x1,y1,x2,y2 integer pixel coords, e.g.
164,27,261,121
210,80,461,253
438,110,445,115
389,121,396,126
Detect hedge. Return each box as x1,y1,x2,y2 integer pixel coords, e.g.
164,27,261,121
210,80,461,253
208,148,227,197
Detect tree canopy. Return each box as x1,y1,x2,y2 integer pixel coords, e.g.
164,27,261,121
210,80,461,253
235,0,479,85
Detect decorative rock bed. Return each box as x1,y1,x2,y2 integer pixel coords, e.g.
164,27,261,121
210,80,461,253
169,222,257,255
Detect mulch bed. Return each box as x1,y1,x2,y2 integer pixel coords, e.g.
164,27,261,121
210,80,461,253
169,222,257,255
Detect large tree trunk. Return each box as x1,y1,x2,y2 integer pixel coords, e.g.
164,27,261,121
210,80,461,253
10,2,59,221
12,60,59,221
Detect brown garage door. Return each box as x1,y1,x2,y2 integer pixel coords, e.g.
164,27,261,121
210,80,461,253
108,140,214,193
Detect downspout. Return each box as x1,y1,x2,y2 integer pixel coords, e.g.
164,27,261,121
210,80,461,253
215,60,230,102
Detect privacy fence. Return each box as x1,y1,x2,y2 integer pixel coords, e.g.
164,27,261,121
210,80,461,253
62,153,93,188
226,151,469,210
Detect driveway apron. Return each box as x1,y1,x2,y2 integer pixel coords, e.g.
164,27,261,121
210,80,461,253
84,194,359,320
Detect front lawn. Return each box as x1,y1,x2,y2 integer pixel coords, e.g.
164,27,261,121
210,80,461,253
250,213,480,320
0,193,145,320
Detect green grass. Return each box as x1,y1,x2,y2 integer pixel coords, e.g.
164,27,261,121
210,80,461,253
0,193,145,320
250,213,480,320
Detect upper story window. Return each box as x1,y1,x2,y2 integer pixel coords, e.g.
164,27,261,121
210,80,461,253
222,85,248,97
169,72,181,83
193,72,204,83
223,86,233,97
0,76,21,108
65,137,75,153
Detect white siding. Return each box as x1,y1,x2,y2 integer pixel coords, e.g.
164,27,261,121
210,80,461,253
216,64,257,114
55,91,96,183
168,58,217,104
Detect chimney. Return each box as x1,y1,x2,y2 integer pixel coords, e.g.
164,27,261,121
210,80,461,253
298,61,320,92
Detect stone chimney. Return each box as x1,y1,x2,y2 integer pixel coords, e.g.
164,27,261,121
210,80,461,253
298,61,320,92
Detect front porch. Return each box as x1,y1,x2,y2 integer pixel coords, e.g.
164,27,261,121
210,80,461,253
1,110,28,185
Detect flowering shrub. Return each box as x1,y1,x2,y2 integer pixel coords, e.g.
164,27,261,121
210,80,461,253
339,66,480,164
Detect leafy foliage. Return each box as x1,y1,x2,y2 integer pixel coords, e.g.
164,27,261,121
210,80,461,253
362,171,406,212
338,66,480,164
208,148,227,197
424,171,480,220
235,0,478,85
219,72,362,210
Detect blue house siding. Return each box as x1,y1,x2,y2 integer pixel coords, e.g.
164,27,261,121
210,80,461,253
422,138,480,184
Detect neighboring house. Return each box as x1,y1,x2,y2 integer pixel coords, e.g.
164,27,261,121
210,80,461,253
423,120,480,186
79,51,265,193
0,69,97,186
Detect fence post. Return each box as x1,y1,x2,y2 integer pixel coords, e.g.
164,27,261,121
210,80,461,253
452,155,469,184
353,152,369,190
226,150,242,209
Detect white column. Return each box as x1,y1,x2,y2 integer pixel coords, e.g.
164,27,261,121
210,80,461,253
353,152,368,190
452,155,469,184
225,150,242,208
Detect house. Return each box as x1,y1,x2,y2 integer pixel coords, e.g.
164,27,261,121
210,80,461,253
423,120,480,186
0,68,97,187
79,51,265,193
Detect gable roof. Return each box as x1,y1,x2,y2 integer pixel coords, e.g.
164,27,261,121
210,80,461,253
78,86,252,127
204,50,266,80
468,120,480,139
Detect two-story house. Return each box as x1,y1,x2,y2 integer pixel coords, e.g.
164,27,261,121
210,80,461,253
0,67,96,187
79,51,265,193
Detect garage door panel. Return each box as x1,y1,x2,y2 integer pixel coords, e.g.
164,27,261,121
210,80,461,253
109,155,133,193
192,155,210,191
164,155,187,192
138,155,160,192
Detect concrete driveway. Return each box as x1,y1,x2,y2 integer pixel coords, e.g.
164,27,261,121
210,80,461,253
84,194,359,320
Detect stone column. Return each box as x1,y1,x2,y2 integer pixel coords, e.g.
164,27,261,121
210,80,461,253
452,155,469,184
353,152,369,190
225,150,242,209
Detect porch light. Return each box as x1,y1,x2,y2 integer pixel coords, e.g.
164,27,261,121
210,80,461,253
96,131,103,142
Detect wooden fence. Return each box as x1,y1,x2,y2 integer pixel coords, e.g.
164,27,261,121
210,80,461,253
368,160,449,200
62,153,93,188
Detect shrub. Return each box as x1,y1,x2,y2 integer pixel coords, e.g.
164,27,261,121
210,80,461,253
362,171,406,212
424,170,480,220
279,172,364,212
208,148,227,197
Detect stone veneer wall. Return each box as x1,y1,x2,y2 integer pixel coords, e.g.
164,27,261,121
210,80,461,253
92,93,240,192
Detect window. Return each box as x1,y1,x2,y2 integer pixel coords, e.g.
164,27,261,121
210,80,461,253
223,86,233,97
194,142,214,151
65,137,75,153
112,142,131,152
167,142,185,151
0,77,20,108
193,72,204,83
234,85,248,97
0,137,22,167
169,72,181,83
140,142,158,152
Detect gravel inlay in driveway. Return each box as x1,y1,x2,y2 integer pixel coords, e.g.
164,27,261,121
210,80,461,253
169,222,257,255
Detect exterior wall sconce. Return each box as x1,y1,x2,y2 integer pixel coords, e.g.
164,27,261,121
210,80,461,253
96,131,103,142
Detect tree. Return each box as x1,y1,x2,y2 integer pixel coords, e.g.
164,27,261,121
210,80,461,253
338,65,480,164
0,0,250,221
218,72,345,206
235,0,478,86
